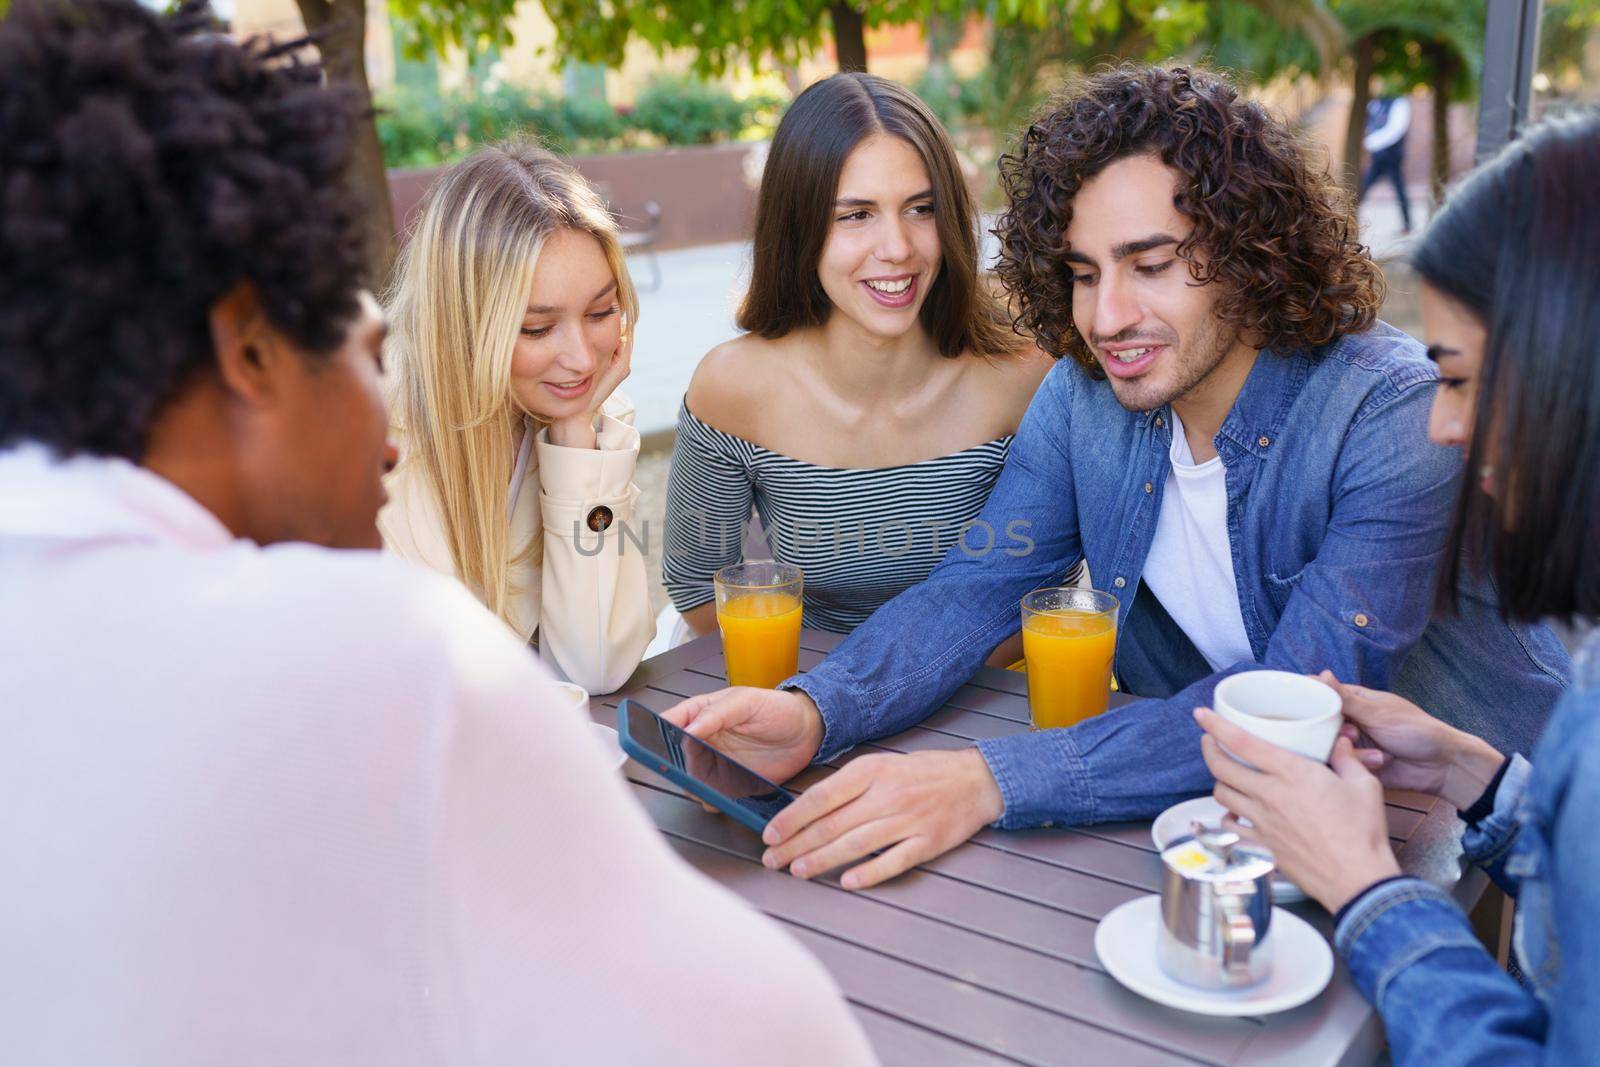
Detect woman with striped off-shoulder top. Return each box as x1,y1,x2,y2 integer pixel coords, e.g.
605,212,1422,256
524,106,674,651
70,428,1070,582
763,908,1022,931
662,73,1056,656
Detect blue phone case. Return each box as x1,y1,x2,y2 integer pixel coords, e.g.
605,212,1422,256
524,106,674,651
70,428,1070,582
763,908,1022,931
615,698,793,834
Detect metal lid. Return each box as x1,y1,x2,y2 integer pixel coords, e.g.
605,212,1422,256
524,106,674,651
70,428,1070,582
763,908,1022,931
1160,827,1276,883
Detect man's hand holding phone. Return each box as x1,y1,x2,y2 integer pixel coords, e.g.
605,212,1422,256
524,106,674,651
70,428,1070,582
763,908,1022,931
661,687,825,786
663,686,1005,891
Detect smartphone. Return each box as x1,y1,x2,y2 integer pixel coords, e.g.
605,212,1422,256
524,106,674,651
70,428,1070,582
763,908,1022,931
616,698,796,834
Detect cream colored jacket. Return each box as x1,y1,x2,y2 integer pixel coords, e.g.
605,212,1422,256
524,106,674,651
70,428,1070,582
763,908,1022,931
379,392,654,694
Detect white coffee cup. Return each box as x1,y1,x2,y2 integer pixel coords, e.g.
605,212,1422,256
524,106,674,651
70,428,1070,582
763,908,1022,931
1212,670,1342,763
549,681,591,718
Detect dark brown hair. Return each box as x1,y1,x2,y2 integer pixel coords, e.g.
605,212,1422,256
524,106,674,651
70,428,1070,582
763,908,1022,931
1414,112,1600,623
738,72,1017,359
995,65,1385,369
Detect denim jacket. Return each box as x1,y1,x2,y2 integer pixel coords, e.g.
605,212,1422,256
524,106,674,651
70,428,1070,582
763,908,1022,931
788,324,1570,825
1335,629,1600,1064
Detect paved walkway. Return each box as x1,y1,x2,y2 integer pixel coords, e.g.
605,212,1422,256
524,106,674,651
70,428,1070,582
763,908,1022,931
627,241,750,439
1359,181,1436,261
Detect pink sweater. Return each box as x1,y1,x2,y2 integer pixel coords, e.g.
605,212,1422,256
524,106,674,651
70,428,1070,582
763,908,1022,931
0,445,876,1067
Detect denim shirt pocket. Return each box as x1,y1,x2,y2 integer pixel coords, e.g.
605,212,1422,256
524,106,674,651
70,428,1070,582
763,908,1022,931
1507,819,1562,1004
1262,566,1305,615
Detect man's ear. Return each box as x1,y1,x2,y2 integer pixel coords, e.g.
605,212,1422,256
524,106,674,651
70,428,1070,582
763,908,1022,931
208,282,292,408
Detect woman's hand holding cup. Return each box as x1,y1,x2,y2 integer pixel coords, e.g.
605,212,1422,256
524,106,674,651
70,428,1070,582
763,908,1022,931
1195,706,1401,914
1316,670,1506,812
1194,667,1512,913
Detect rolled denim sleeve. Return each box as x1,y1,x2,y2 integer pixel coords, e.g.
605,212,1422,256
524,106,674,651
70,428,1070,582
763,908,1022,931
1334,877,1550,1065
1461,753,1533,898
975,662,1258,825
790,667,869,764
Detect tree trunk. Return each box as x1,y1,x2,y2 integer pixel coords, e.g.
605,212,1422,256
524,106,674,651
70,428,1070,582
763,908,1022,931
297,0,397,291
830,2,868,72
1426,43,1457,211
1342,35,1376,200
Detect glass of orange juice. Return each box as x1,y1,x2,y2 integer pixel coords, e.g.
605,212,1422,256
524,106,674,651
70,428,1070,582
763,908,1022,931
1021,587,1119,730
714,562,804,688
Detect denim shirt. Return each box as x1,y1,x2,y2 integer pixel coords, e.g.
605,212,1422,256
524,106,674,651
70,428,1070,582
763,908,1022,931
1335,629,1600,1064
788,324,1570,825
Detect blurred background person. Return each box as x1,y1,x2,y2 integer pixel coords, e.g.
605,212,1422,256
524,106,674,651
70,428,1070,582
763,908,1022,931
1361,90,1414,234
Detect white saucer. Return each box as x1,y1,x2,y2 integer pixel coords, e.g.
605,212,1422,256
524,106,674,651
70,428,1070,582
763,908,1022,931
591,722,628,770
1095,895,1333,1017
1152,796,1307,904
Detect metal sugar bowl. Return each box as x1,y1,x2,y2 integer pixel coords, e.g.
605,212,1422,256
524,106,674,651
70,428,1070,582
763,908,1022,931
1157,824,1277,990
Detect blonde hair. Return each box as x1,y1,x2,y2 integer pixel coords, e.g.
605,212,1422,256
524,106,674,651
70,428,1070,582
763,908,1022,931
384,142,639,626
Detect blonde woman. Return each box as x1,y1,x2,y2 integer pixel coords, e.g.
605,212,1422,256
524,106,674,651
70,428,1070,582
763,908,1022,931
380,143,653,693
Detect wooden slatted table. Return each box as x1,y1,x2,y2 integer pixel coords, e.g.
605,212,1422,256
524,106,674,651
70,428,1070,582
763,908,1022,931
590,629,1485,1067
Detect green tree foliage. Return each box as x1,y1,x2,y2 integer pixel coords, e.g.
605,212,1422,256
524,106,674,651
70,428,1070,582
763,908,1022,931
531,0,1289,78
968,1,1219,147
1192,1,1484,196
536,1,962,77
1335,0,1486,91
1543,0,1600,79
376,78,783,167
529,1,1336,156
630,76,784,144
386,0,524,61
948,1,1340,152
377,86,626,167
1206,0,1598,202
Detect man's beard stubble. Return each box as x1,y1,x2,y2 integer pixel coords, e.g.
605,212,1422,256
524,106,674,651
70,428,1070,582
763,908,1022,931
1102,312,1238,414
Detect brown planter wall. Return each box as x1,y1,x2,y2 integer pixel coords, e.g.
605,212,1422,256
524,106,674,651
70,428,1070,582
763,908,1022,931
387,141,763,254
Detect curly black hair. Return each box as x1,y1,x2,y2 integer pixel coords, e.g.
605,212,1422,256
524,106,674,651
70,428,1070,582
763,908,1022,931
995,65,1385,369
0,0,367,459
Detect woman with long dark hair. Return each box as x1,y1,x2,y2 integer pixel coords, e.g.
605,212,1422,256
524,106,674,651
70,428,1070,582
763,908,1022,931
661,73,1055,647
1196,113,1600,1063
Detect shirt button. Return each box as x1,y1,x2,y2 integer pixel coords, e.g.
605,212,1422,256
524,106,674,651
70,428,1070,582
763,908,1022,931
1113,576,1126,588
1258,435,1272,448
1155,417,1164,428
1144,482,1153,493
1353,613,1370,627
585,505,615,532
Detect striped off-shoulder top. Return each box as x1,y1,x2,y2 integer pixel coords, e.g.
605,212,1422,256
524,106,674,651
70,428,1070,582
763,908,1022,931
662,402,1016,634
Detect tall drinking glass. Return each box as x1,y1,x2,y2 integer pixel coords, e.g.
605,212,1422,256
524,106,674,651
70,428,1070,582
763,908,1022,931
1021,587,1119,730
714,562,804,689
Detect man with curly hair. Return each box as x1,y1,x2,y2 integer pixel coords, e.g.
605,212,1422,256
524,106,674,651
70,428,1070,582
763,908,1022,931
663,65,1569,891
0,2,877,1062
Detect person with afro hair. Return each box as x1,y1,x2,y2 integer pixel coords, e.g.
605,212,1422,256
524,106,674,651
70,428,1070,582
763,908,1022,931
0,4,875,1064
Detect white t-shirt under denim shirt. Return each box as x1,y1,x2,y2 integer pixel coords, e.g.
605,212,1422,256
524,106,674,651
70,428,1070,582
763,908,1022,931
1141,411,1255,672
